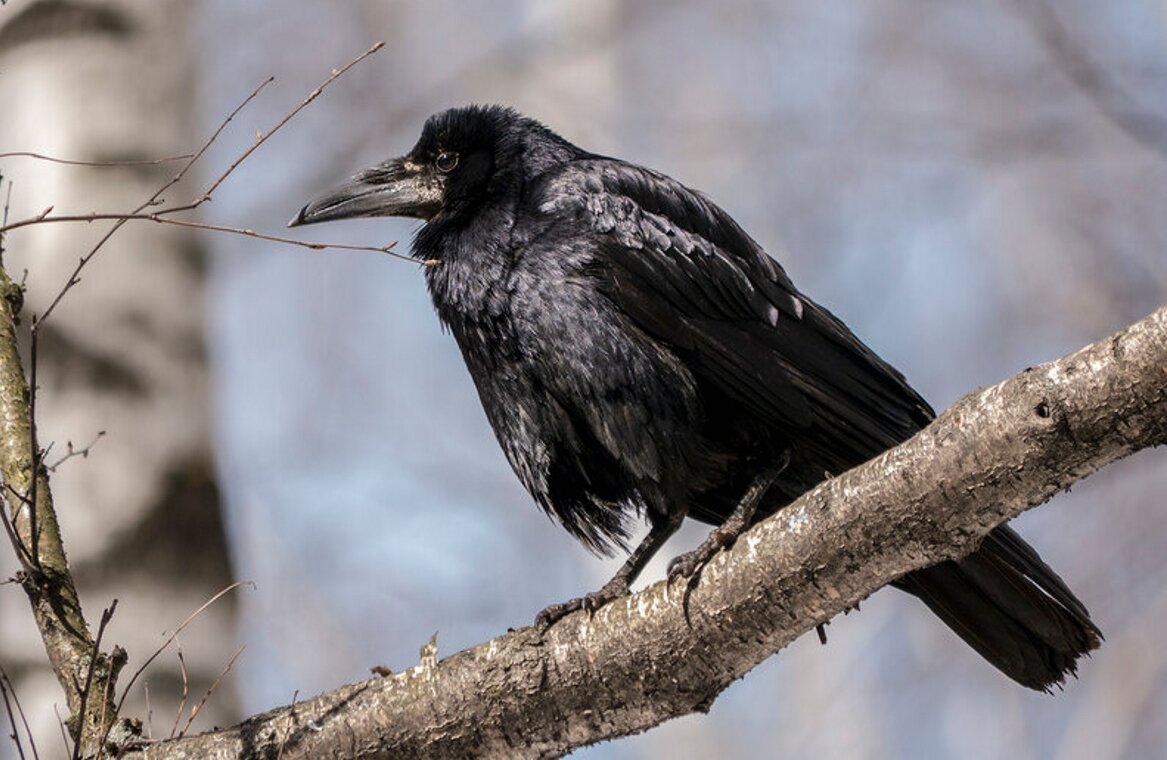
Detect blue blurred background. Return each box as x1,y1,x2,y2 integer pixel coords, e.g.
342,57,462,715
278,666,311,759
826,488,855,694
158,1,1167,757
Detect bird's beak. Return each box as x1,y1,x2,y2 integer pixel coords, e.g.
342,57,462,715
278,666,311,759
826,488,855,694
288,158,443,227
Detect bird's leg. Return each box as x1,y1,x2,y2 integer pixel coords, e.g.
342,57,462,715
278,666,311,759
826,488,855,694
535,510,684,628
667,450,791,586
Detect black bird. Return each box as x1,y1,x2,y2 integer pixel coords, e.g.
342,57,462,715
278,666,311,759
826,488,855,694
291,105,1101,690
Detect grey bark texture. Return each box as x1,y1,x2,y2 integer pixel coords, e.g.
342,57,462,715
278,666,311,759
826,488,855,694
127,307,1166,759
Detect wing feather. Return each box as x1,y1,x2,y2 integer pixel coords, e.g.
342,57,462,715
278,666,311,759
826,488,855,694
540,159,933,462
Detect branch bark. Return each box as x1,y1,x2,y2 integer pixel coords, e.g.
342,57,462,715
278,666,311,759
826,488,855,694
0,264,127,757
124,305,1167,758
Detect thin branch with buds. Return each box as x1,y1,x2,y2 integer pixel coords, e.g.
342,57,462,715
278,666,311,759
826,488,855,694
0,41,385,757
46,431,107,473
0,40,394,330
26,72,275,329
200,42,385,202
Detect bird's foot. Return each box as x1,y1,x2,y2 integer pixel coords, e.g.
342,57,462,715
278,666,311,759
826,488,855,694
668,456,788,591
534,577,631,629
666,523,743,589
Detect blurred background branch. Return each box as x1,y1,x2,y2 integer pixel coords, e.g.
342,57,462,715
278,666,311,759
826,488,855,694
1012,0,1167,159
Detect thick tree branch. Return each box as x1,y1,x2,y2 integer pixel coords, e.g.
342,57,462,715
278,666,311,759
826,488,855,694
128,305,1167,759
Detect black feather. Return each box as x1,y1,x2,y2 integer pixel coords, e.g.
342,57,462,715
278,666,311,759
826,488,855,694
293,105,1102,689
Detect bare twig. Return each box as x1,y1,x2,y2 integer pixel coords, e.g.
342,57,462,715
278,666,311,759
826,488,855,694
0,43,382,757
0,212,411,263
72,601,117,760
53,704,71,758
0,488,35,574
143,684,153,741
167,648,189,742
30,75,275,328
0,664,32,760
46,431,107,472
275,690,300,760
149,219,413,261
2,483,31,509
200,41,385,201
0,173,11,264
179,645,245,738
0,152,196,167
8,679,35,760
115,582,252,720
0,40,393,330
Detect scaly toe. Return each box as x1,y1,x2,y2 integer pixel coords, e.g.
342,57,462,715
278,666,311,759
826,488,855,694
667,551,703,584
534,597,585,629
536,581,629,628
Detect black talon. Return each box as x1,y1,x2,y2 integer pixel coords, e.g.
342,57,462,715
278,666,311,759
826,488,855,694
667,460,787,591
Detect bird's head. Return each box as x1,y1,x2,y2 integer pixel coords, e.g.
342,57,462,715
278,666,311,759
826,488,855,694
290,104,573,229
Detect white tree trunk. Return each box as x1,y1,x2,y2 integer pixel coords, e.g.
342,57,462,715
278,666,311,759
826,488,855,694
0,0,235,753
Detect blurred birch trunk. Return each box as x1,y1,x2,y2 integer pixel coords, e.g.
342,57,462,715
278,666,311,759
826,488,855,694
0,0,236,753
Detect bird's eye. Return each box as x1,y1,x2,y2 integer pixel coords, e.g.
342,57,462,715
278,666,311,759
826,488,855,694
435,151,459,173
